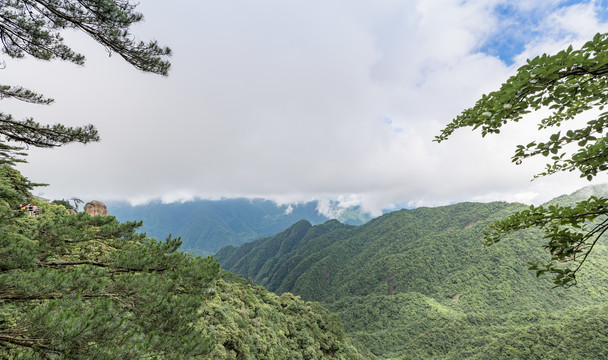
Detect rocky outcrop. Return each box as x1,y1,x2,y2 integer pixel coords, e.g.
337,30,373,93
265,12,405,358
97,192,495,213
84,200,109,216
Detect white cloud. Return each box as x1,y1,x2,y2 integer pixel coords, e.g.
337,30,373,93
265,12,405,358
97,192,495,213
8,0,608,214
316,199,347,219
284,204,294,215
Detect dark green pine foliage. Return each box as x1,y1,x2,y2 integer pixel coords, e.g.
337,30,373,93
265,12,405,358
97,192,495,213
216,194,608,359
0,165,221,358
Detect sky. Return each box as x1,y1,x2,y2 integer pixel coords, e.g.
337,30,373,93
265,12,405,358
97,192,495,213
5,0,608,216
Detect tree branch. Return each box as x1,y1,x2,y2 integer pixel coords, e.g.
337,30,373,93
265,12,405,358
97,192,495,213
36,259,169,273
0,334,62,354
0,293,122,301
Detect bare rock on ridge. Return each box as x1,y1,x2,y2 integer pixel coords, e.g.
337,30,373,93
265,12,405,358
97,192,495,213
84,200,109,216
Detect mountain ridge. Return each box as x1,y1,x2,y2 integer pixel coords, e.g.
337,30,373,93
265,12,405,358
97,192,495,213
215,186,608,358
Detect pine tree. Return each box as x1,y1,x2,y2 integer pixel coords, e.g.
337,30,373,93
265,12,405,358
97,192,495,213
0,2,226,357
0,166,221,358
0,0,171,164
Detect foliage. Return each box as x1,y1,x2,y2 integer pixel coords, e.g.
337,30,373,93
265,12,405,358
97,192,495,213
216,194,608,358
0,0,171,164
0,164,38,207
436,32,608,286
51,199,74,211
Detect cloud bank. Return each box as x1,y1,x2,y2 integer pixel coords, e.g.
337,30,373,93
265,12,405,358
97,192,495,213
6,0,608,215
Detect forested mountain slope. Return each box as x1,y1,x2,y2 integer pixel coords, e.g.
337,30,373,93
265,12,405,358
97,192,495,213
198,270,364,359
216,192,608,359
107,199,371,255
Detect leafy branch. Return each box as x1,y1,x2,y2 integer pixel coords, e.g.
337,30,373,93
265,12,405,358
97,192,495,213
437,32,608,286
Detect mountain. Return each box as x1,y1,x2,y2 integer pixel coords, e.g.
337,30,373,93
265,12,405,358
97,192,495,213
106,198,372,255
215,189,608,359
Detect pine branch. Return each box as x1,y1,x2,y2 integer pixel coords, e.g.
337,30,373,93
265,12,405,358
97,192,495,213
0,334,62,354
36,259,169,273
0,293,123,301
37,260,109,267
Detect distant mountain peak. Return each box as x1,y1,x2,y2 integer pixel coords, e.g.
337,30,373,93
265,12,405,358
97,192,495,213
570,183,608,198
545,183,608,206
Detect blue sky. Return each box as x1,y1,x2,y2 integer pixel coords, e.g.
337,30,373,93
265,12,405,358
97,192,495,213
8,0,608,216
481,4,544,64
482,1,608,64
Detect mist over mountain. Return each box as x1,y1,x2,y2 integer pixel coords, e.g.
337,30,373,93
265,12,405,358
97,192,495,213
216,186,608,358
106,198,373,255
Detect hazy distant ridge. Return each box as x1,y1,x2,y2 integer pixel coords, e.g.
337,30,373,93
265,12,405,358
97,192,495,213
107,198,372,255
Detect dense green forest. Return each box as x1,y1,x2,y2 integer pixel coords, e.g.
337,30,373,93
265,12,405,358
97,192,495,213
107,199,372,255
216,186,608,359
0,166,363,359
